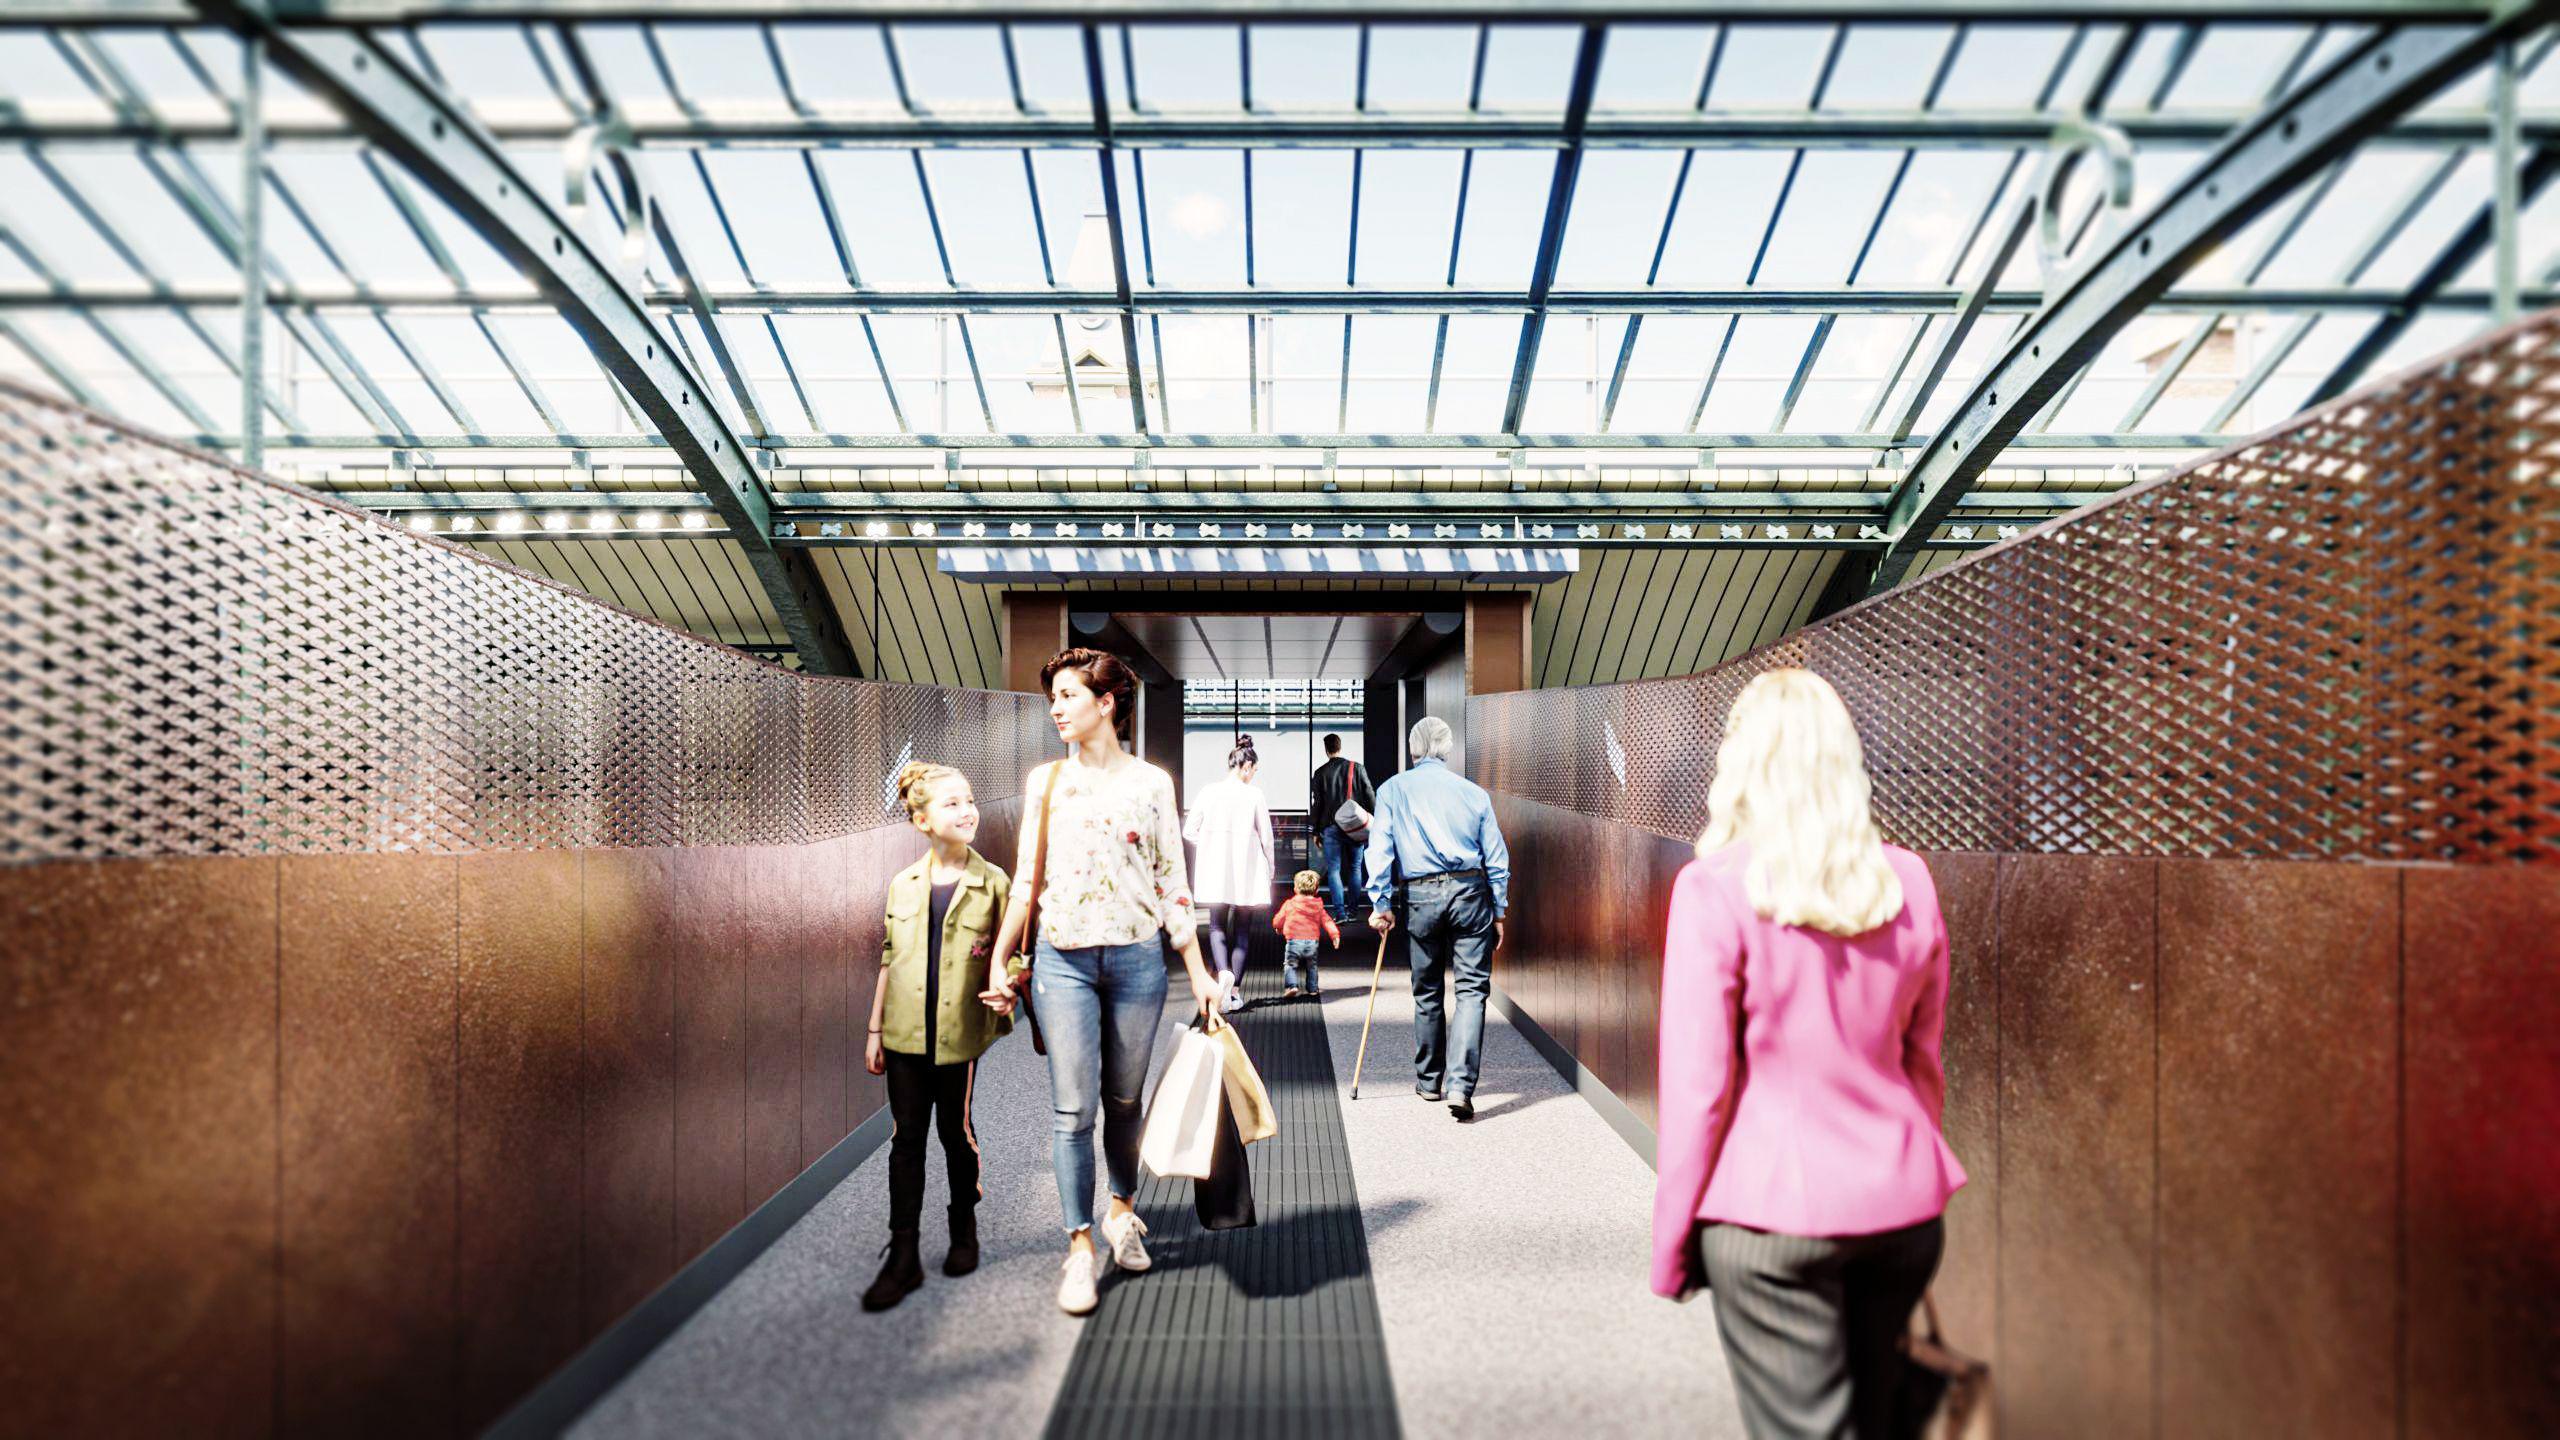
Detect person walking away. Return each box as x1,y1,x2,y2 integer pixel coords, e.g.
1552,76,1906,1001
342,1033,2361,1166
860,760,1012,1311
1270,870,1340,998
1185,738,1275,1014
984,648,1224,1317
1652,668,1967,1440
1363,716,1509,1123
1309,733,1376,921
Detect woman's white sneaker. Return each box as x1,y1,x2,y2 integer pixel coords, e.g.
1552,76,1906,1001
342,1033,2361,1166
1099,1210,1153,1272
1057,1248,1101,1315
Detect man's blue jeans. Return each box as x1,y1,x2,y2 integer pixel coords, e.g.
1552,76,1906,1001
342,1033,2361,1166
1403,872,1496,1100
1318,824,1367,920
1032,936,1167,1234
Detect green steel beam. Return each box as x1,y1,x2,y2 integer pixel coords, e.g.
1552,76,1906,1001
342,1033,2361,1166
1860,8,2560,598
187,0,859,673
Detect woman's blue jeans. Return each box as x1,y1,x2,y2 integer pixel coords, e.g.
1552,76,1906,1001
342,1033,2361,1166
1032,936,1168,1234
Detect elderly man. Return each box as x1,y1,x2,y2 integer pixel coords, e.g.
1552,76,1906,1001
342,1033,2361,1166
1365,716,1511,1122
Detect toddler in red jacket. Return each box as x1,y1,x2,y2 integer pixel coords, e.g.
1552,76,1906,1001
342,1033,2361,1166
1272,871,1340,998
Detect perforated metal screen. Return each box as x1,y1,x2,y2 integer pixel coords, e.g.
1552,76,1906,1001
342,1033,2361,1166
1473,312,2560,865
0,381,1052,864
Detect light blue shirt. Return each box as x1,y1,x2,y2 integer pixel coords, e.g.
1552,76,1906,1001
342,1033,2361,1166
1364,758,1510,916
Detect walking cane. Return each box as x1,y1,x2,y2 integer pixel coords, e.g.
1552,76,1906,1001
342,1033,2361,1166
1349,928,1392,1099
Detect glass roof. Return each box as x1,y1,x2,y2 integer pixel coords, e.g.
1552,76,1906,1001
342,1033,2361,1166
1,12,2555,468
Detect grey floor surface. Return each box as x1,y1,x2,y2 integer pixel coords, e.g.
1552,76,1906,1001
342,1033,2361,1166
1314,963,1743,1440
572,956,1743,1440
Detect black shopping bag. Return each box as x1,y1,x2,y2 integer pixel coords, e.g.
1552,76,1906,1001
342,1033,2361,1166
1192,1086,1257,1231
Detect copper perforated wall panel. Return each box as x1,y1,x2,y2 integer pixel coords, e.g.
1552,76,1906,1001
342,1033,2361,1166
1473,311,2560,866
0,380,1052,1433
0,380,1050,865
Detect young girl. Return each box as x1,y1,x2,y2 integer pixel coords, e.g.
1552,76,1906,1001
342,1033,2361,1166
1271,870,1341,998
860,760,1011,1312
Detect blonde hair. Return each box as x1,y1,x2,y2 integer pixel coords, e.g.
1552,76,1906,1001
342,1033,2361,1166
894,760,964,822
1292,870,1322,895
1695,669,1903,938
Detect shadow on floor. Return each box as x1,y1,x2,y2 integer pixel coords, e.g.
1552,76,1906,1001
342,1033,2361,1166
1109,1195,1428,1302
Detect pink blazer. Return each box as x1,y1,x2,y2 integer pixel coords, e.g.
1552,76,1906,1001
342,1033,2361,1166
1651,842,1966,1298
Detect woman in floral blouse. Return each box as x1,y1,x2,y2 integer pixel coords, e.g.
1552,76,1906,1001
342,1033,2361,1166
983,647,1223,1317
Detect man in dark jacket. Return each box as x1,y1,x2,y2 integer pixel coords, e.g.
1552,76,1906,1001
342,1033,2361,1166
1308,733,1376,922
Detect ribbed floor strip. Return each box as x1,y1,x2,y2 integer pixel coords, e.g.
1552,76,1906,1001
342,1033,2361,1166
1042,933,1402,1440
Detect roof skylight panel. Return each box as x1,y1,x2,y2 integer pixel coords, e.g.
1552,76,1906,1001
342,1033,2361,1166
1693,314,1821,432
1782,315,1918,435
1357,25,1479,113
769,314,900,432
0,151,149,289
1127,26,1242,112
1266,313,1345,432
1248,151,1354,290
917,150,1053,290
1342,314,1435,433
1152,314,1251,432
412,24,574,127
1448,150,1554,290
1470,25,1577,113
1604,314,1730,434
1520,314,1626,432
1591,25,1717,111
964,314,1077,431
803,150,950,290
762,24,904,111
692,149,848,291
1853,151,2021,287
1553,150,1685,291
1137,150,1248,290
1428,314,1522,433
647,24,789,113
1244,26,1359,111
1702,25,1837,111
1646,151,1794,288
1351,152,1464,291
28,149,235,288
1750,151,1905,287
890,24,1037,114
2153,26,2316,112
1932,24,2077,111
1817,27,1958,111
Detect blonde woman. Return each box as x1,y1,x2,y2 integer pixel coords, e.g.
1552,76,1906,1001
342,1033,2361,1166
1651,669,1966,1440
984,648,1224,1317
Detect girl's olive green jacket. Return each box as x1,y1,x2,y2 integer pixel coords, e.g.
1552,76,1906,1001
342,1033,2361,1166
878,848,1012,1065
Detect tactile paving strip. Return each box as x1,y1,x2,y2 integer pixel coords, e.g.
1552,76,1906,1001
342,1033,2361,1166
1473,310,2560,864
0,380,1052,862
1043,931,1401,1440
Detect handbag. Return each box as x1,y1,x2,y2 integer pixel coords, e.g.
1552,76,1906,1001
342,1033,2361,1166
1139,1020,1229,1181
1192,1085,1256,1231
1012,760,1066,1056
1894,1293,1993,1440
1202,1011,1277,1144
1331,760,1372,841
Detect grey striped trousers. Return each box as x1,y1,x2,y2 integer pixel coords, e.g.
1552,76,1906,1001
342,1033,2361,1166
1697,1216,1945,1440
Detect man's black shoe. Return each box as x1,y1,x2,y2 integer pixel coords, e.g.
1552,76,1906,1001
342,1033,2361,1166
1416,1087,1443,1102
1449,1097,1475,1122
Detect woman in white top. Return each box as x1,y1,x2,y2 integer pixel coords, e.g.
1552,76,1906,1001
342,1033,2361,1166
983,647,1223,1317
1185,738,1276,1014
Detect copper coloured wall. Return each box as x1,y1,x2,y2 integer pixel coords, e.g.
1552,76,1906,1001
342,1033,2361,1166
0,382,1054,1436
1473,314,2560,1438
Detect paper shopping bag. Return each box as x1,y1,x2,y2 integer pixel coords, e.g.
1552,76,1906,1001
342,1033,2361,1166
1204,1014,1278,1144
1139,1023,1227,1180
